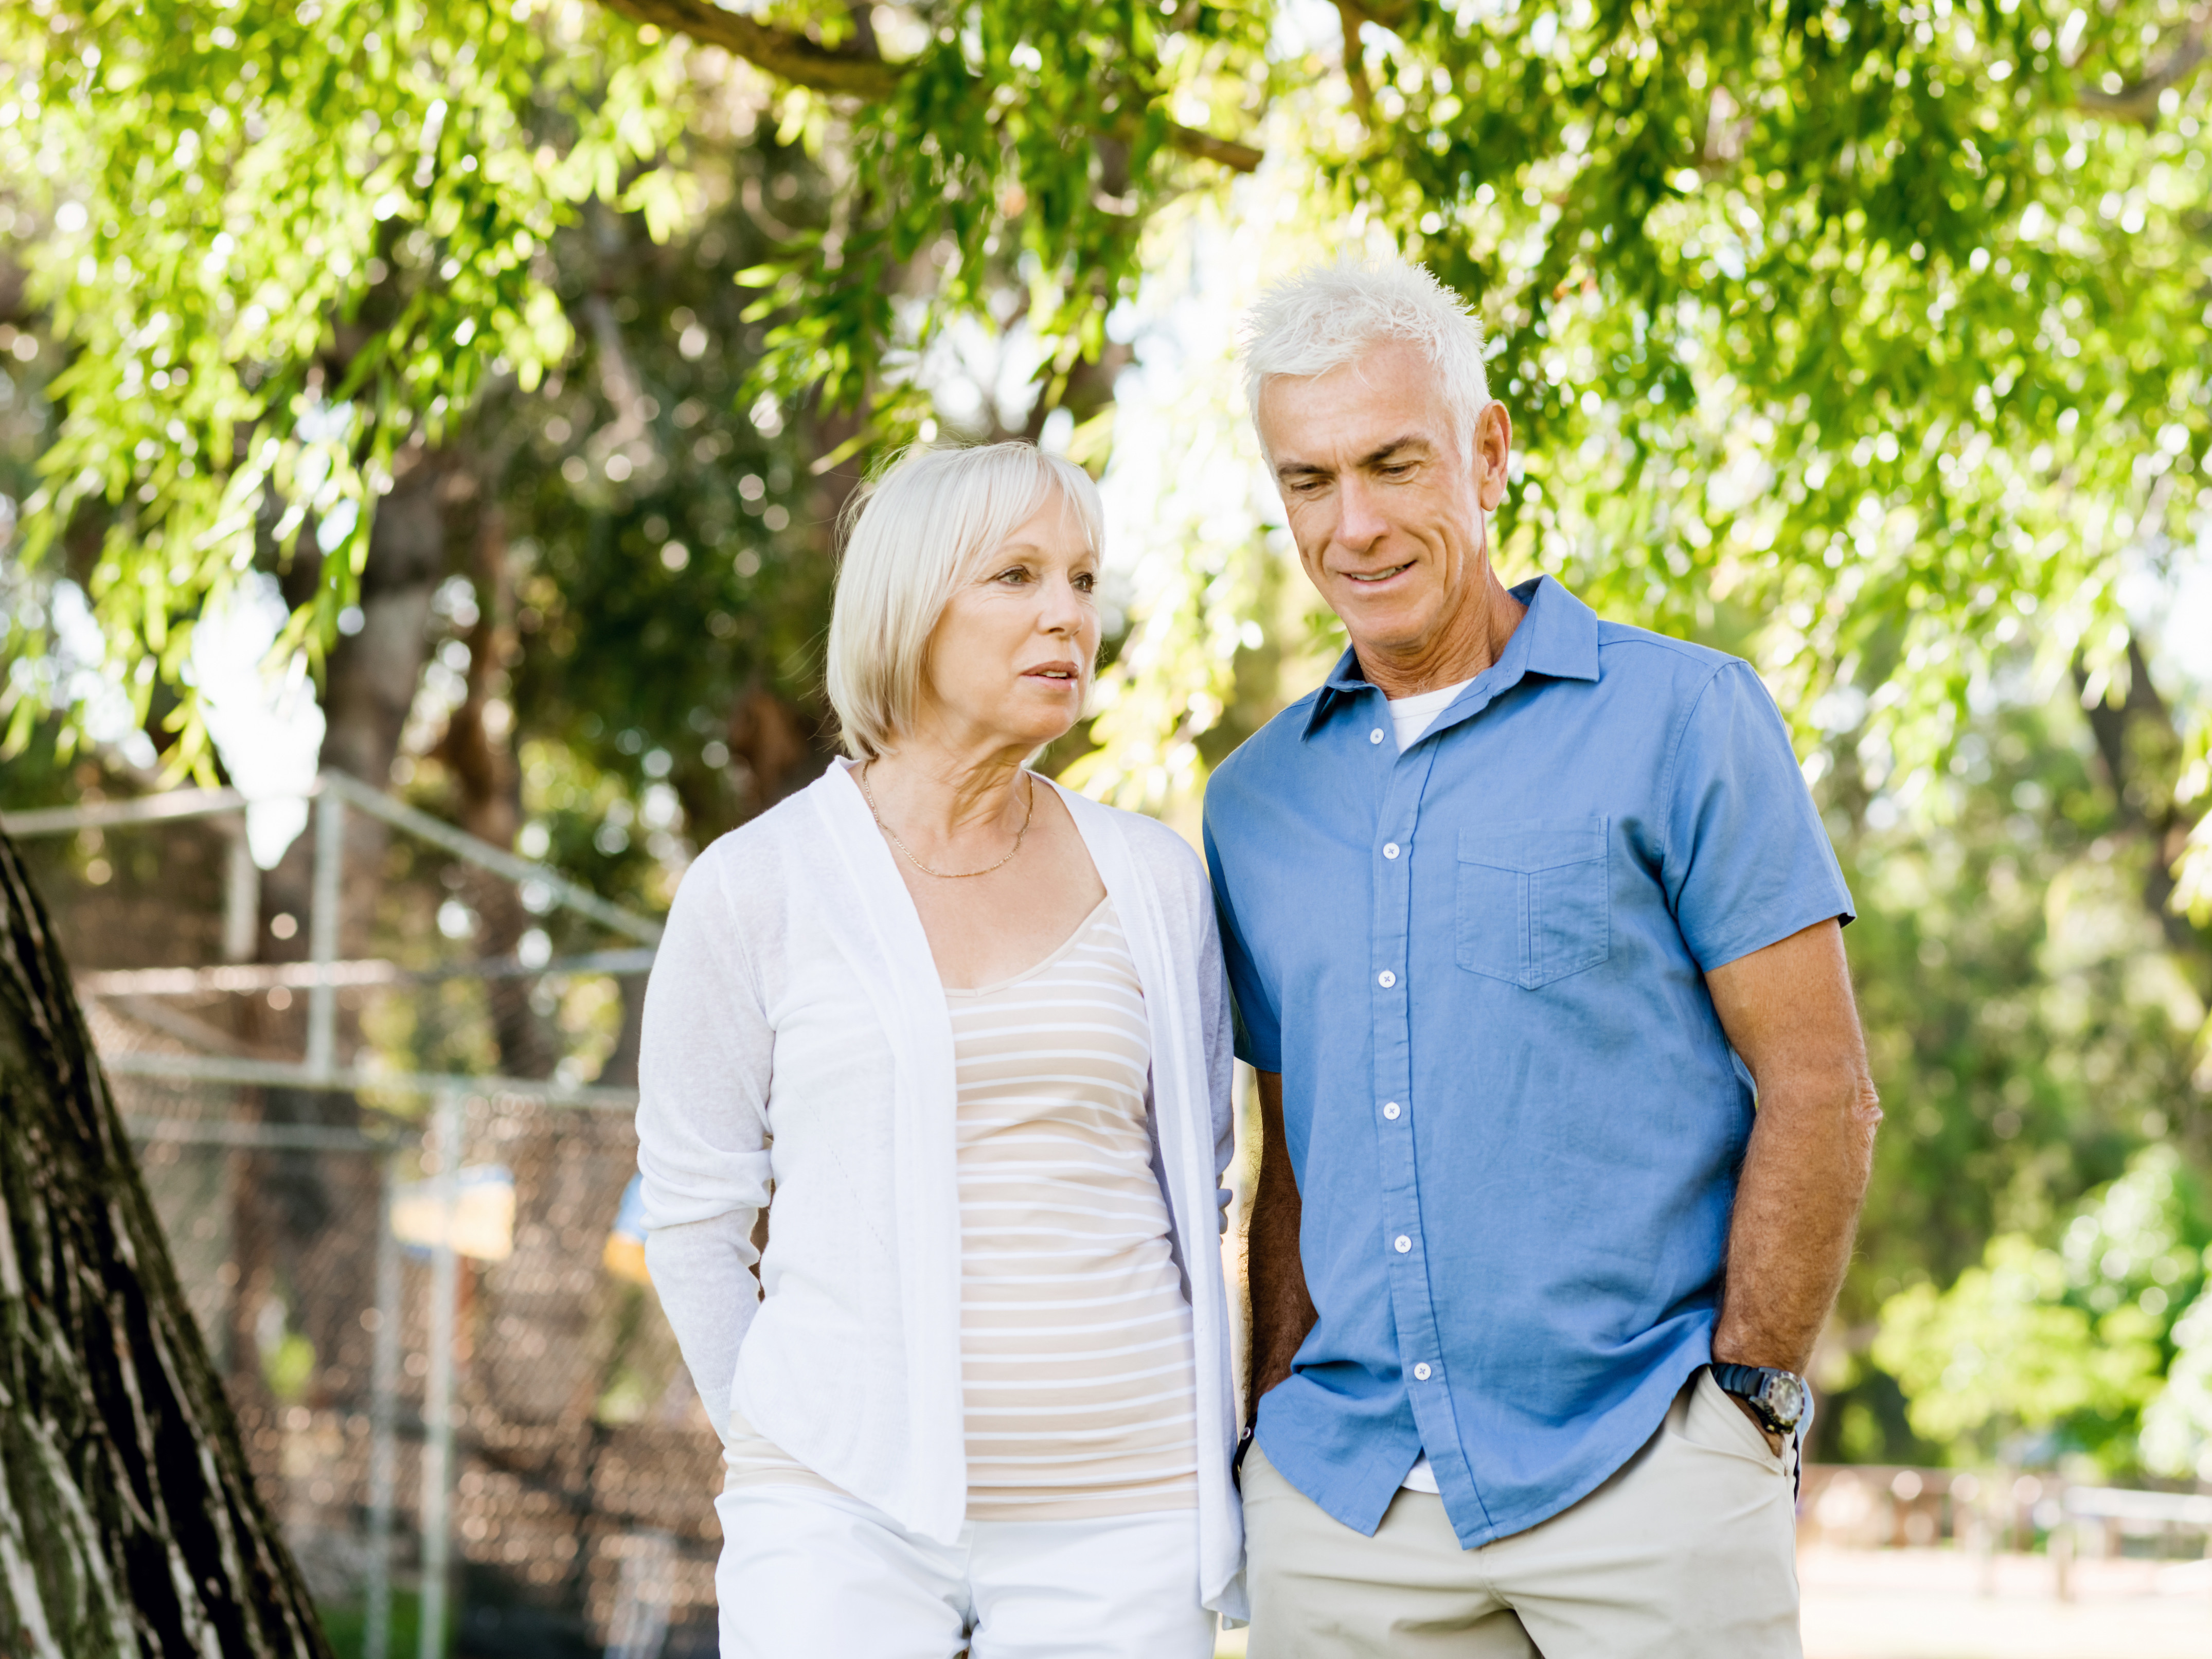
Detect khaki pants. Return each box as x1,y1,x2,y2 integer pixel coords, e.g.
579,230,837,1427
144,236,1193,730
1242,1370,1801,1657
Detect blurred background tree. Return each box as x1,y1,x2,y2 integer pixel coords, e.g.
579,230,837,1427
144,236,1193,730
2,0,2210,1619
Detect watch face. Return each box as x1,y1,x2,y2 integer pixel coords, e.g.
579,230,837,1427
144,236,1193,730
1760,1372,1807,1427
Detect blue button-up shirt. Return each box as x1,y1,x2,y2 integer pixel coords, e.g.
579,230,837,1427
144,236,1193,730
1203,576,1853,1547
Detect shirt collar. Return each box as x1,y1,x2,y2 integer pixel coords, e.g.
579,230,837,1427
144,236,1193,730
1303,575,1601,739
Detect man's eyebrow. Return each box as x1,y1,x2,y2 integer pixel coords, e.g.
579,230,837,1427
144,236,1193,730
1274,435,1433,481
1360,435,1432,468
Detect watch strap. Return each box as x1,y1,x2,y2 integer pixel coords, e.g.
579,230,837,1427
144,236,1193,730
1710,1362,1803,1433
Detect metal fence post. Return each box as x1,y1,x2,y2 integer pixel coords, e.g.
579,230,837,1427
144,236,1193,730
603,1530,676,1659
364,1149,402,1659
221,814,260,964
306,788,344,1080
419,1089,463,1659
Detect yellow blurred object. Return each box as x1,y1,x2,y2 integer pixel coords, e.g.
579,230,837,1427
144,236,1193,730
390,1166,516,1262
604,1172,651,1284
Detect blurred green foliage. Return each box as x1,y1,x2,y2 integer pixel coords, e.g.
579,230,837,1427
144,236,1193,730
1838,702,2201,1307
262,1326,319,1401
2142,1275,2212,1480
7,0,2211,803
1873,1150,2208,1471
3,0,693,771
318,1587,434,1659
1791,646,2212,1472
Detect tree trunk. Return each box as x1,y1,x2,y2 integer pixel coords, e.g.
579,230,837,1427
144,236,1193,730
2078,638,2212,983
437,496,555,1079
0,832,333,1658
2077,637,2212,1163
230,448,455,1448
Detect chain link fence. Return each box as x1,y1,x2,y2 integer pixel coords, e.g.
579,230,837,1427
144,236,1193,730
101,1021,724,1658
13,783,727,1658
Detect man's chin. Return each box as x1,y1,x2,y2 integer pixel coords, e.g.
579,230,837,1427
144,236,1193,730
1334,600,1434,657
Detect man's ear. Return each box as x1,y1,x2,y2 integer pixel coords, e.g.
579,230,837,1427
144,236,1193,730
1474,402,1513,513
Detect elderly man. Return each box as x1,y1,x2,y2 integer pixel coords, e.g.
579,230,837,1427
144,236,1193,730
1202,258,1880,1656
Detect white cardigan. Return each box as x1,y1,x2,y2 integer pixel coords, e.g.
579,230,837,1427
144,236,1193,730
637,759,1246,1618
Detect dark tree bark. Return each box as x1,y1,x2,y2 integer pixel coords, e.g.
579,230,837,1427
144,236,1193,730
437,495,556,1080
2077,637,2212,983
2077,636,2212,1162
262,443,454,978
0,832,333,1658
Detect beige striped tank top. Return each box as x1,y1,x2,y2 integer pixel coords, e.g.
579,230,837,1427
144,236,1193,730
722,897,1200,1522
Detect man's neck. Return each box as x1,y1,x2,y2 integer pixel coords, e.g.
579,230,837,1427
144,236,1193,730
1354,567,1527,699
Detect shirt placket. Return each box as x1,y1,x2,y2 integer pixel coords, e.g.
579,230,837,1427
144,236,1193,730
1364,707,1483,1518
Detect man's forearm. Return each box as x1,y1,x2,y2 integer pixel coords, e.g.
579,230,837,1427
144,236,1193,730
1712,1072,1881,1374
1246,1069,1317,1423
1705,920,1882,1380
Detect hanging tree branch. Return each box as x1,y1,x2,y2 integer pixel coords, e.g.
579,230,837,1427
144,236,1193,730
593,0,1265,170
600,0,903,95
2076,10,2211,121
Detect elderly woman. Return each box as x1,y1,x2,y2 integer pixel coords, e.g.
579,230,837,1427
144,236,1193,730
636,442,1243,1657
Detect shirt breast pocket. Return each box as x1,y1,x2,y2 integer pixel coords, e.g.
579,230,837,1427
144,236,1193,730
1455,816,1612,989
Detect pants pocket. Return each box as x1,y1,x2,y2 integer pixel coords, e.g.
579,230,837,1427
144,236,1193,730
1672,1369,1787,1472
1455,816,1612,989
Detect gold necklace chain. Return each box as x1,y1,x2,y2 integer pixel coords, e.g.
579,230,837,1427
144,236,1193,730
858,765,1036,880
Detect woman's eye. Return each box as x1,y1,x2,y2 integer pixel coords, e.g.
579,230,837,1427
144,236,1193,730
1073,573,1097,593
994,566,1029,584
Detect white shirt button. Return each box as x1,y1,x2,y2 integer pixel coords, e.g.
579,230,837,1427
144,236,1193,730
1383,1102,1401,1120
1383,843,1401,859
1413,1363,1433,1381
1377,970,1396,988
1370,727,1385,744
1394,1235,1412,1254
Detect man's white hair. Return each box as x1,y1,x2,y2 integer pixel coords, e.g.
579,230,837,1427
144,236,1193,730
826,441,1102,762
1242,257,1491,458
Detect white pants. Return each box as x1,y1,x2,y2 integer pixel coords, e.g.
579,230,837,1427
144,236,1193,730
1243,1369,1801,1657
716,1483,1218,1659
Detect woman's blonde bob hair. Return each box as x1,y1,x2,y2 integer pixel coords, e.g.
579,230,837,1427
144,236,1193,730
826,441,1104,762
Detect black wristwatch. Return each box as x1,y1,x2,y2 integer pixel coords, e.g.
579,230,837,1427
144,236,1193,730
1710,1362,1809,1437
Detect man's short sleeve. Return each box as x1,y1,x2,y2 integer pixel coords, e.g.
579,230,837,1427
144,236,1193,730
1202,808,1283,1073
1663,659,1856,973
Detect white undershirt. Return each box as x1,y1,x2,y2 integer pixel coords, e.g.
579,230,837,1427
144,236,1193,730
1384,678,1472,1495
1387,680,1474,752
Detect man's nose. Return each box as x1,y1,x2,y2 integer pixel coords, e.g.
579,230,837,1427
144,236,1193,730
1336,476,1388,551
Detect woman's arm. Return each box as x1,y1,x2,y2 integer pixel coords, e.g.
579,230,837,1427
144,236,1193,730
643,1214,760,1437
636,847,775,1441
1194,863,1237,1226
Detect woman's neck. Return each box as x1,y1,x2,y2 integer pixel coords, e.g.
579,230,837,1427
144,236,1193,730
860,733,1032,851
